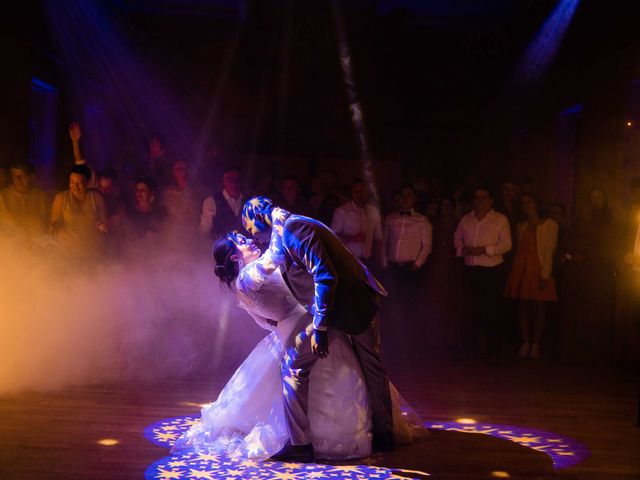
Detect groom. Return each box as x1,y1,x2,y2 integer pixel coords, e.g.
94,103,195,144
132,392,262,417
242,196,394,462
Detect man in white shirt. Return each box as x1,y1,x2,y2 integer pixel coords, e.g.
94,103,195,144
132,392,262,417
199,166,244,238
381,184,432,357
382,185,432,271
454,185,512,362
331,179,383,266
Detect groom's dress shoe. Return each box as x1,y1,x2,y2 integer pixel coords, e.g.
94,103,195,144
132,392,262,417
372,432,395,452
270,441,314,463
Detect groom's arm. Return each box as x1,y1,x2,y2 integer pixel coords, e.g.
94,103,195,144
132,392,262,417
281,219,337,333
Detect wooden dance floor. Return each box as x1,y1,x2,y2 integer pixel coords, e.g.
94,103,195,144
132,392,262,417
1,352,638,479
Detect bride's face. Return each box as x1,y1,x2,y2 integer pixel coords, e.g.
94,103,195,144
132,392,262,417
230,233,261,265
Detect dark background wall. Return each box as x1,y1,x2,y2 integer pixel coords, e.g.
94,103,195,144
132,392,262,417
5,0,640,216
0,5,32,171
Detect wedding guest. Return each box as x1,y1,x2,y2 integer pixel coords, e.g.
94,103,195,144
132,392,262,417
96,168,126,220
125,176,167,240
162,159,201,242
0,162,49,239
382,184,432,273
381,184,432,360
548,201,570,358
273,175,313,217
423,196,463,350
200,166,244,238
504,194,558,360
68,121,98,188
563,191,616,368
331,179,383,266
454,185,512,362
50,164,108,259
310,168,348,218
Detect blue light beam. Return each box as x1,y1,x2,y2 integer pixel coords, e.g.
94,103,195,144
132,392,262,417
512,0,581,94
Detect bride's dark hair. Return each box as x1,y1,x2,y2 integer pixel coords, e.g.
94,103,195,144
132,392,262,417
212,235,240,287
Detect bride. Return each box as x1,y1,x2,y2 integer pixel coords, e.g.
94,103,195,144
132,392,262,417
171,232,422,461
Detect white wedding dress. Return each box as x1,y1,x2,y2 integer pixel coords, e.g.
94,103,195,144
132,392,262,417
172,256,423,461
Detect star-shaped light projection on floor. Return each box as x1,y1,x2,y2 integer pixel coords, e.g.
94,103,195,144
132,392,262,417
145,449,430,480
422,420,589,469
144,415,589,479
144,416,430,479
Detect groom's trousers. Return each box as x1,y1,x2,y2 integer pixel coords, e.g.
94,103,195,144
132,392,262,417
280,315,393,446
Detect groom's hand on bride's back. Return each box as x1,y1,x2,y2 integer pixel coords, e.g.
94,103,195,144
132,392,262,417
311,330,329,358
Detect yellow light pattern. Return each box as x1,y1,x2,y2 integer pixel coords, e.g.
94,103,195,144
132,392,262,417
491,471,511,478
394,467,431,477
97,438,119,446
177,401,210,408
455,418,477,424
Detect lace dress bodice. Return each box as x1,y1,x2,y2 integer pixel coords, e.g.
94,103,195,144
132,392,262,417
236,259,308,340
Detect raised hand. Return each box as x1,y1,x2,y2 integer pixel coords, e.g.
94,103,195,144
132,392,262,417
69,122,82,142
149,138,165,159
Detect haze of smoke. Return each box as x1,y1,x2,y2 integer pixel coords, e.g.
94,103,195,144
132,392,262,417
0,234,265,395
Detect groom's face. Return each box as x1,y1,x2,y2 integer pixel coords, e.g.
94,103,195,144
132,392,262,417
250,215,272,247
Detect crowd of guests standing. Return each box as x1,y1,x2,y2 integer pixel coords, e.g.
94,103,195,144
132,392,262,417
279,174,639,371
1,122,639,371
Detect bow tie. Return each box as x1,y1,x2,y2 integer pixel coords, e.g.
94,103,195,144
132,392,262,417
399,211,411,217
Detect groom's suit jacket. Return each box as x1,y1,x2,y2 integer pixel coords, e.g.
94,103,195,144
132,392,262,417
277,212,387,336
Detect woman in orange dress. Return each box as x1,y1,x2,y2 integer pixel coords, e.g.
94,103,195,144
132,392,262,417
504,194,558,359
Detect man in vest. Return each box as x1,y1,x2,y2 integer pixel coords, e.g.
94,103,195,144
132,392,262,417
199,166,244,238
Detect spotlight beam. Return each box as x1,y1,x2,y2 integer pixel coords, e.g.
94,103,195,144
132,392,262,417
330,0,381,208
510,0,581,100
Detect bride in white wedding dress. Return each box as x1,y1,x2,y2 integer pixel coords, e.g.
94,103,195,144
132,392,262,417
171,232,423,461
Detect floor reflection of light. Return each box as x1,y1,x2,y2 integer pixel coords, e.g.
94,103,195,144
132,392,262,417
455,418,477,424
97,438,119,446
177,402,211,408
394,467,431,477
491,471,511,478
